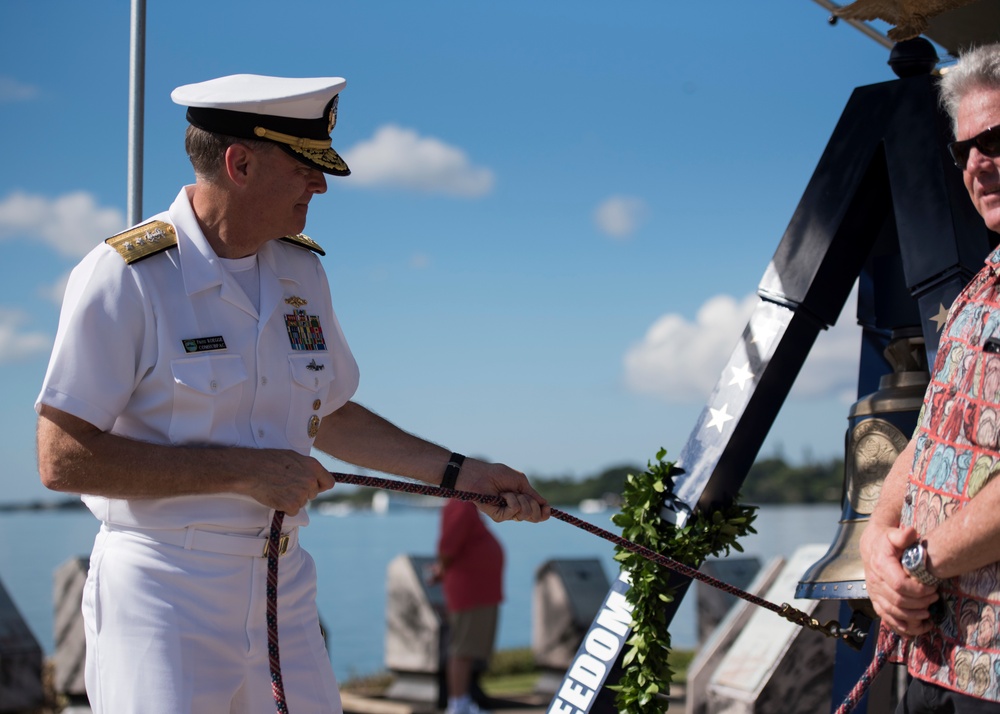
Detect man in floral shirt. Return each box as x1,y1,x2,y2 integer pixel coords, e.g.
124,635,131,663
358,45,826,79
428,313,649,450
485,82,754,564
861,43,1000,712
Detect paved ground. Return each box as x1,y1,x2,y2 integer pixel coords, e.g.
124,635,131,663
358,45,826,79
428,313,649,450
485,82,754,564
59,688,688,713
58,683,688,712
341,686,687,714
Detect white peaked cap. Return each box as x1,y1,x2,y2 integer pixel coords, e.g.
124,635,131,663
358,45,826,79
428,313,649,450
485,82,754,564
170,74,347,119
171,74,350,176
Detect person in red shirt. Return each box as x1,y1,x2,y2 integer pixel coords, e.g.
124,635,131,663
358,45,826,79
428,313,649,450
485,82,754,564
429,499,504,714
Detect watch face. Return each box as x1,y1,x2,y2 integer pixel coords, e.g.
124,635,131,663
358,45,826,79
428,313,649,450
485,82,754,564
901,545,920,571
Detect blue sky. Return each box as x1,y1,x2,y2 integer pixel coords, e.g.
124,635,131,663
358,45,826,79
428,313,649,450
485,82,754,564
0,1,919,504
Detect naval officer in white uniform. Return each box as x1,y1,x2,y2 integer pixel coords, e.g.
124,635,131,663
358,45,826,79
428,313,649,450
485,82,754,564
35,73,549,714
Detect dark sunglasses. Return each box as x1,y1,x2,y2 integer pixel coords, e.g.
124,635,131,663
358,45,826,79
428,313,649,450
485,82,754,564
949,125,1000,169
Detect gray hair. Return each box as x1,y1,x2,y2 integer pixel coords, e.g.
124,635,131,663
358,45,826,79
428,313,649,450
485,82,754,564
184,125,274,180
940,43,1000,131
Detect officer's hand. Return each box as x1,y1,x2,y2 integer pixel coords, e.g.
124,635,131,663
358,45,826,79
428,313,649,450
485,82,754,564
458,459,550,523
240,450,335,515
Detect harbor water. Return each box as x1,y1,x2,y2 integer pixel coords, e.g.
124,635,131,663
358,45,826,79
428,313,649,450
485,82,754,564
0,501,840,682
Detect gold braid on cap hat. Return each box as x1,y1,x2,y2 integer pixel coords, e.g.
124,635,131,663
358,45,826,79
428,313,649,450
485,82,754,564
289,147,348,171
253,126,332,150
252,122,348,172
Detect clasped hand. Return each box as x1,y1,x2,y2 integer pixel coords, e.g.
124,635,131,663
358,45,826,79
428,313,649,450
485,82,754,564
862,524,940,637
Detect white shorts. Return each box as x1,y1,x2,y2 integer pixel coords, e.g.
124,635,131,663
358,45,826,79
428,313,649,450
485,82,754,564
83,525,342,714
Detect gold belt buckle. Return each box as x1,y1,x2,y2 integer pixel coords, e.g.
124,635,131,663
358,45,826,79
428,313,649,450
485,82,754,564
262,534,290,558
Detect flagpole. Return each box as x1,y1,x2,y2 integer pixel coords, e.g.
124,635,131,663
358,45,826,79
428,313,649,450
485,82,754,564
127,0,147,227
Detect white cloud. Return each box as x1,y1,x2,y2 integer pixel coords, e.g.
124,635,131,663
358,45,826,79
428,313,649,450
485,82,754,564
624,287,862,404
0,76,39,102
0,191,125,258
409,253,430,270
340,124,494,197
624,294,758,401
0,308,52,364
594,195,647,240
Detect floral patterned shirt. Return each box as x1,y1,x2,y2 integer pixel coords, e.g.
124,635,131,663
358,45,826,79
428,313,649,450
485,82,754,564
899,247,1000,701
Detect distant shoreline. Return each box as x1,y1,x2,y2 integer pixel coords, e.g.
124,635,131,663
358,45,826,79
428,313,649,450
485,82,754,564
2,456,844,512
0,498,86,512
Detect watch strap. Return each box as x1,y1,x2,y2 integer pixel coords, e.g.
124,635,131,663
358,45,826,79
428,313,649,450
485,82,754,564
441,452,465,490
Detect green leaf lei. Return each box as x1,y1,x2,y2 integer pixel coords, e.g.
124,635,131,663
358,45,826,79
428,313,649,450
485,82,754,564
609,448,758,712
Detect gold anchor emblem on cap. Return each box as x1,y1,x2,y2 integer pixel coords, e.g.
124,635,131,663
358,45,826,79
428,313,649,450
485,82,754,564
327,95,339,133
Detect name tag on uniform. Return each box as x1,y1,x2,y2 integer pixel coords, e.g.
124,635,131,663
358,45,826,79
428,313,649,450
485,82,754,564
182,336,227,353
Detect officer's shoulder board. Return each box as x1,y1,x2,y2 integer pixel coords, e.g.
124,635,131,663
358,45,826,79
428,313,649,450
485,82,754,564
105,221,178,264
280,233,326,256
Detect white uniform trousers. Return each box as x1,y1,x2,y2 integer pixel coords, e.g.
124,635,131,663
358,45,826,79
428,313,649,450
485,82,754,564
83,525,342,714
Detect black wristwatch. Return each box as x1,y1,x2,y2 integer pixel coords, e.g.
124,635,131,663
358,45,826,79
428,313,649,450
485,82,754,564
900,541,941,587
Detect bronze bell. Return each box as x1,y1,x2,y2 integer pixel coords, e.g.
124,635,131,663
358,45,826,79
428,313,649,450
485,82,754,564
795,329,929,607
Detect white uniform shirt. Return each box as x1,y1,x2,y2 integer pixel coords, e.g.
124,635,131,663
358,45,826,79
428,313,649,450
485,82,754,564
35,187,360,530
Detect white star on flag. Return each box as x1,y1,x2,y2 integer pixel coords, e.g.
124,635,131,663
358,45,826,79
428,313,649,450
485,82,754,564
749,319,779,346
729,362,754,391
706,404,735,433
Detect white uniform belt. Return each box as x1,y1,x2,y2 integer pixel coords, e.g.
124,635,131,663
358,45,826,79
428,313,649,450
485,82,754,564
102,523,297,558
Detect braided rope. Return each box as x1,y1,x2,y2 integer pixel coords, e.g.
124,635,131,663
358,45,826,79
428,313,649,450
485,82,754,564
834,626,902,714
328,471,864,648
266,510,289,714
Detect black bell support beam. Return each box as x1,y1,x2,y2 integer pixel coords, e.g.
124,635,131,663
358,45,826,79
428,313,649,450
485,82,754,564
553,68,996,713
